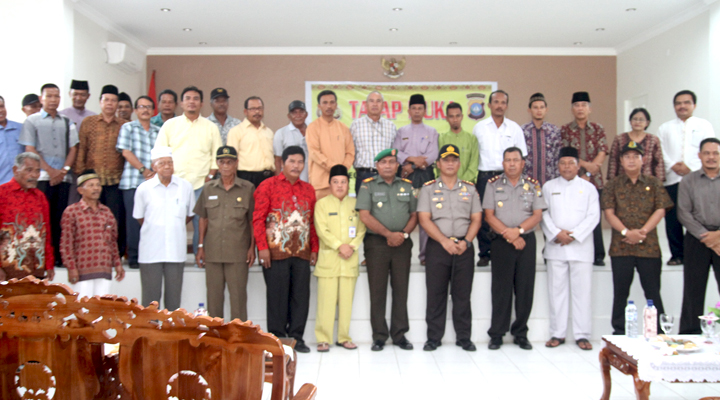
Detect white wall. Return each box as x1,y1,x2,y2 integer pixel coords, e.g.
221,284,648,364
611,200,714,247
709,2,720,132
617,12,714,135
72,10,146,115
0,0,70,122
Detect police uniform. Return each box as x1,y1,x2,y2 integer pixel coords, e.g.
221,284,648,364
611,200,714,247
418,144,482,348
483,173,547,342
356,149,417,348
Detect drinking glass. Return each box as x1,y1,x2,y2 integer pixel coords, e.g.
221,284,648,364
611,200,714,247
659,314,674,335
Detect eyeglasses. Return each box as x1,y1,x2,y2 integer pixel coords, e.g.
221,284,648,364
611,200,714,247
631,118,647,123
247,107,264,112
136,105,154,110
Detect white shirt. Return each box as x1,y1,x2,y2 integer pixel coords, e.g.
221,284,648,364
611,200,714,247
473,117,527,171
657,116,715,186
133,175,196,263
541,175,600,263
273,123,309,182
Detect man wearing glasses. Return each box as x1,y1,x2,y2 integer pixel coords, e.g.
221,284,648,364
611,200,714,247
227,96,276,189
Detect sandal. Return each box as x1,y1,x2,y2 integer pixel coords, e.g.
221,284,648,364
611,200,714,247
317,342,330,352
544,337,565,348
335,341,358,350
576,338,593,351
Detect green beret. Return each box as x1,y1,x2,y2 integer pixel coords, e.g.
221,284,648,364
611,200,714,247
374,148,398,162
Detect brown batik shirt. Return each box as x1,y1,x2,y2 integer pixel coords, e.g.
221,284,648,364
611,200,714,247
601,174,673,258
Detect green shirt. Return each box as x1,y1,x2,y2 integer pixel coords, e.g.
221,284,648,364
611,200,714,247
436,130,479,183
356,175,417,234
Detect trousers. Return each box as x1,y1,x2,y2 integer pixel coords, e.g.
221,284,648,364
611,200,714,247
205,261,249,321
37,181,70,265
610,256,665,334
74,278,111,299
315,276,358,344
546,259,593,340
663,183,685,260
679,234,720,334
263,257,311,342
139,262,184,311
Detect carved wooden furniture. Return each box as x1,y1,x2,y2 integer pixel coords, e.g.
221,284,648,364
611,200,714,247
599,338,650,400
0,276,317,400
265,338,297,400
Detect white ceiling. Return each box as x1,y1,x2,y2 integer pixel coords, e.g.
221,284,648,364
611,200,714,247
76,0,713,53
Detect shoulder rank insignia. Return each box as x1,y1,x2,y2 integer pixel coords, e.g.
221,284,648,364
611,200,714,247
423,180,436,186
526,177,539,185
362,177,374,183
488,175,501,183
402,178,413,184
461,180,475,186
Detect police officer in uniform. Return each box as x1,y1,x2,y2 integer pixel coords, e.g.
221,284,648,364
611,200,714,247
418,145,482,352
483,146,547,350
357,148,418,351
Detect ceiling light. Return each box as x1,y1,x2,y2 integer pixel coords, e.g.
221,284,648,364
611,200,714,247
393,7,402,11
596,28,605,31
626,8,636,12
449,42,458,45
389,28,398,32
324,42,333,45
160,8,171,12
183,28,192,32
573,42,583,46
199,42,207,45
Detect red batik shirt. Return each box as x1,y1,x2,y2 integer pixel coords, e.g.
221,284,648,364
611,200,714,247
253,173,319,261
0,178,54,279
561,121,609,190
60,200,120,281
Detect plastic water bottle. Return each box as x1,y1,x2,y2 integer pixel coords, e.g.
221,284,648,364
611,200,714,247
643,299,657,338
625,300,638,338
193,303,208,317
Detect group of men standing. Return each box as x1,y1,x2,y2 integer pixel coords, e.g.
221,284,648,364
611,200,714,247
0,80,718,354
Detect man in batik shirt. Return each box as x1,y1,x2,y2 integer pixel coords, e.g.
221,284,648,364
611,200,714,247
522,93,561,185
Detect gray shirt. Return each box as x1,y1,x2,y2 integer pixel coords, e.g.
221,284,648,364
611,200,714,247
482,173,547,230
18,110,79,182
418,178,482,238
207,113,241,146
273,123,309,182
677,168,720,239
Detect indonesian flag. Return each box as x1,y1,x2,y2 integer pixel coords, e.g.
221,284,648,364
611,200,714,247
148,70,157,113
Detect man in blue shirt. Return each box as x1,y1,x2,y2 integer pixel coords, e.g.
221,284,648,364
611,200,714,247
0,96,25,184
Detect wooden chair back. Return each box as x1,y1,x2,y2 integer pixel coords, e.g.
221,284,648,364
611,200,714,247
0,277,293,400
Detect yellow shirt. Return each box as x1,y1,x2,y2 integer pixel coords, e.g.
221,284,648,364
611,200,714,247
227,119,275,172
313,195,366,278
154,115,222,190
306,118,355,190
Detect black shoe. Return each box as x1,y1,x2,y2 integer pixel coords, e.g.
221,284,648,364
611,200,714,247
294,341,310,353
476,256,490,267
667,257,683,266
593,258,605,266
488,337,502,350
456,338,476,351
394,338,414,350
513,336,533,350
371,340,385,351
423,339,441,351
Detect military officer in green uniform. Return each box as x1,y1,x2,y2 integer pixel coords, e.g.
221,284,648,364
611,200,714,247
357,148,418,351
418,144,482,352
483,146,547,350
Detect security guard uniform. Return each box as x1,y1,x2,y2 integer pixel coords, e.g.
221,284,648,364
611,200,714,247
356,149,417,347
418,145,482,348
483,173,547,341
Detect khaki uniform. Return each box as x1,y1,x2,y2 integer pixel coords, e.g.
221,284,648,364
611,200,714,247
482,173,547,339
194,177,255,321
417,178,481,342
356,175,416,343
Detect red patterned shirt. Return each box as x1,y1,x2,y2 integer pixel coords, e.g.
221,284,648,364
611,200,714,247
60,200,120,281
253,173,319,261
0,178,54,279
561,121,609,189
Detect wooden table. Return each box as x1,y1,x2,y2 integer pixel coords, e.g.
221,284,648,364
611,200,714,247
599,337,650,400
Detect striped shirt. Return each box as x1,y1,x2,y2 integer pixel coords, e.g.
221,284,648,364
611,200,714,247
116,120,160,190
350,115,398,169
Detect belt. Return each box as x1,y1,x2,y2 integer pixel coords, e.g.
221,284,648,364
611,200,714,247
356,167,378,173
478,170,503,175
239,170,273,176
490,231,532,240
704,225,720,231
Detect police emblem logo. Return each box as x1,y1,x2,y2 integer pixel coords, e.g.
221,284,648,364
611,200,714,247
223,148,229,154
466,93,487,120
629,141,637,148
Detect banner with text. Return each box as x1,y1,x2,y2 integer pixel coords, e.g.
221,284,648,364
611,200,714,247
305,81,498,132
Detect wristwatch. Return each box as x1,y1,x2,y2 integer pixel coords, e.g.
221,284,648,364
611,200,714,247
585,171,592,177
402,232,409,239
207,174,214,179
518,227,525,235
198,244,204,248
62,166,71,172
621,228,628,237
463,238,471,247
139,167,146,173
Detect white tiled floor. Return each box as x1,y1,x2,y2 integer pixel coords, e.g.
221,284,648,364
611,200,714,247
292,339,720,400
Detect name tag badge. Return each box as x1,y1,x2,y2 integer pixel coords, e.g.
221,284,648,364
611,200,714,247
349,226,356,238
374,192,386,197
552,192,561,195
329,212,338,216
208,195,218,200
